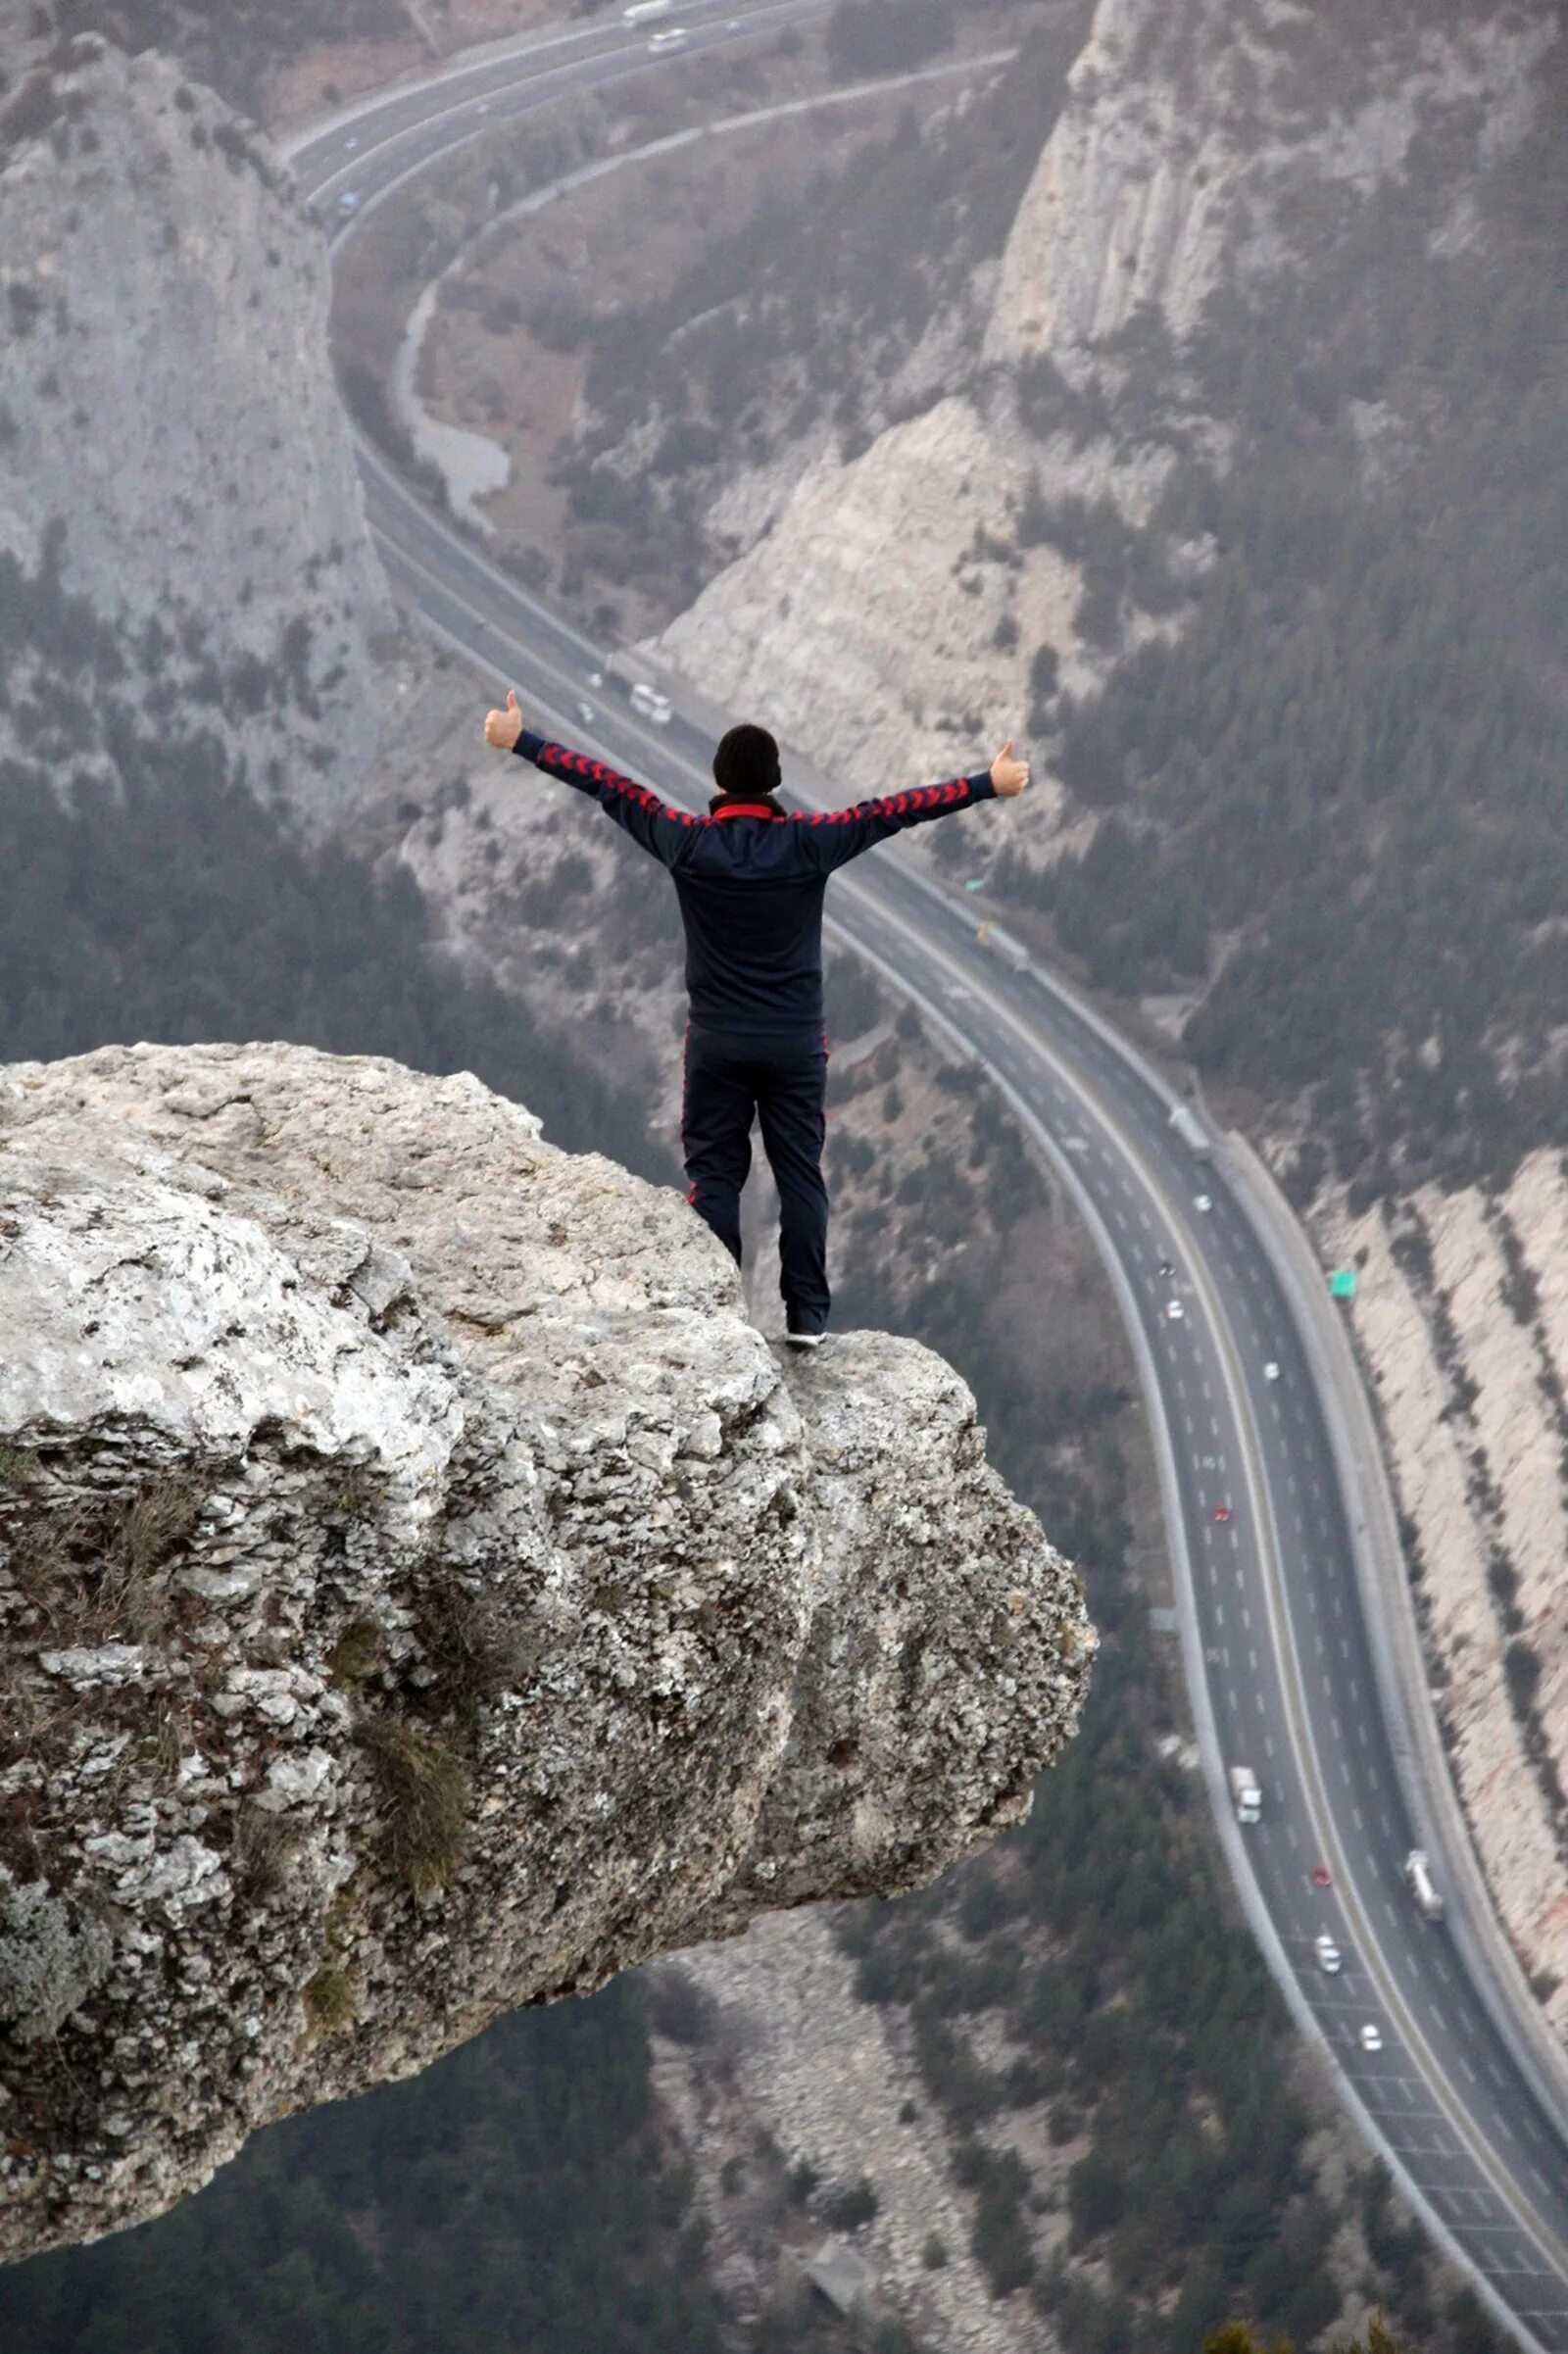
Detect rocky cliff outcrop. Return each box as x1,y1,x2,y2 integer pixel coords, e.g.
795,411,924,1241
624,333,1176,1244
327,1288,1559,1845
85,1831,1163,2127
0,35,390,825
0,1042,1093,2262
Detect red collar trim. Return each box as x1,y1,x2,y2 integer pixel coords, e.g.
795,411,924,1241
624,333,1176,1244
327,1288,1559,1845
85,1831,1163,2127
711,800,784,822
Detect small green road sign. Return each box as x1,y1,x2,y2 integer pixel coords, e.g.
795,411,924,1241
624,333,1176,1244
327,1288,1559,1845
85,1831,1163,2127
1330,1269,1357,1300
963,877,986,892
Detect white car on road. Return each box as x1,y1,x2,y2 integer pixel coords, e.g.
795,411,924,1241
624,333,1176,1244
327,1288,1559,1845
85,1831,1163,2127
1263,1360,1281,1381
1194,1193,1213,1213
1314,1934,1342,1974
1164,1299,1185,1322
1357,2022,1383,2053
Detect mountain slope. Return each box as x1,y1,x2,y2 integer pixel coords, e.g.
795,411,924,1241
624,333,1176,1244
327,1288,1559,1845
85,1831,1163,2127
0,35,391,828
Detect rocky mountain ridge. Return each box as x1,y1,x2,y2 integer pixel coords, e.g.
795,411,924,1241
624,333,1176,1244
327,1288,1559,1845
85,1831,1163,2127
0,35,390,828
647,0,1548,835
0,1041,1092,2263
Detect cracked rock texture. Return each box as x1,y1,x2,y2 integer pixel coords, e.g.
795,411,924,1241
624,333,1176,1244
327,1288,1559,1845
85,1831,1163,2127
0,1042,1093,2263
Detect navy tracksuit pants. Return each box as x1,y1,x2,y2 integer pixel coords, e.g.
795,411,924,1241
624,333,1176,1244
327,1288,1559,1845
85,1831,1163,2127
682,1029,830,1336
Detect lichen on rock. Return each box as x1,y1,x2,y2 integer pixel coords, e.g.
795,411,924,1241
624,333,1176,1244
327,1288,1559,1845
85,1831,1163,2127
0,1041,1093,2262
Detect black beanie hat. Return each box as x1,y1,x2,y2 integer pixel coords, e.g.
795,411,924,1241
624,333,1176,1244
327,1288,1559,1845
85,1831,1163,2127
712,722,782,800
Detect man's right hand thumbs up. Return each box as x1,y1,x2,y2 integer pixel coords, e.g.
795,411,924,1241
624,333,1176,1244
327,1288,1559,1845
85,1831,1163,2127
990,738,1031,798
484,687,524,751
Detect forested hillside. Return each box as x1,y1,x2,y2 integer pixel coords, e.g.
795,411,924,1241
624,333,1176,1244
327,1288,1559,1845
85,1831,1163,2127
1035,47,1568,1202
0,542,659,1175
0,1983,728,2354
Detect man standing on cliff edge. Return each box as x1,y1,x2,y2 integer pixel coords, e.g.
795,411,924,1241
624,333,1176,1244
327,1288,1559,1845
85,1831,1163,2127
484,689,1029,1349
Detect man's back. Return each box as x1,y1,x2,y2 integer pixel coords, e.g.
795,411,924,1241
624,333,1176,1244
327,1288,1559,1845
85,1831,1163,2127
672,804,829,1037
511,729,995,1040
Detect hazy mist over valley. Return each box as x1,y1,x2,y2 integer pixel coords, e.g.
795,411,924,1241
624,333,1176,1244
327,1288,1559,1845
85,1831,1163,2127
2,3,1567,2351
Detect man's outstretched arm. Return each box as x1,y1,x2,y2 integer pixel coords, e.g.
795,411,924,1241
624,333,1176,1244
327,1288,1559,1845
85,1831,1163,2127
484,688,697,868
805,740,1030,872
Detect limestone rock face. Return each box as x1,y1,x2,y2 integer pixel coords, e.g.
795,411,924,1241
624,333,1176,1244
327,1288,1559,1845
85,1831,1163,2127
0,36,391,824
652,399,1049,799
0,1042,1093,2262
647,0,1547,854
985,0,1547,366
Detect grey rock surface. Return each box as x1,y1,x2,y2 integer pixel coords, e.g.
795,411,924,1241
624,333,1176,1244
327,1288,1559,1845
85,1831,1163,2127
0,1042,1093,2262
0,36,391,825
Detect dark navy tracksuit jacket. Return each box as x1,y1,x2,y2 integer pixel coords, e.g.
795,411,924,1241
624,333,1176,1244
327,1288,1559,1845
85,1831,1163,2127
514,728,995,1333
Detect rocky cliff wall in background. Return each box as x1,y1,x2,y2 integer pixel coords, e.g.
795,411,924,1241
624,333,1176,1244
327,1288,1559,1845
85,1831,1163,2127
646,0,1545,859
0,1042,1093,2263
0,35,391,825
985,0,1545,364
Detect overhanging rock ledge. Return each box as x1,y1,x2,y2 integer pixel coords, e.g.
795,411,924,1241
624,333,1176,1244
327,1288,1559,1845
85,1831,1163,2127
0,1042,1094,2262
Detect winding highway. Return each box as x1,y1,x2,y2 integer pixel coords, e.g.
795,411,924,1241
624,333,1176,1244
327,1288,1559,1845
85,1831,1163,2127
280,10,1568,2341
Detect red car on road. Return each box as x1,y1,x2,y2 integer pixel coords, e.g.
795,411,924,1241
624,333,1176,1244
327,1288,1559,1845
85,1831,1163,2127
1213,1504,1233,1524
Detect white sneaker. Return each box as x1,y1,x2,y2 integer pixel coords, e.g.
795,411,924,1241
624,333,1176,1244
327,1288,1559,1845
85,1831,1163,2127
784,1330,826,1351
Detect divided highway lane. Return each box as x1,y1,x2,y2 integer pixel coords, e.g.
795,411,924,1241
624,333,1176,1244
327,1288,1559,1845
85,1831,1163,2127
289,22,1568,2343
281,0,835,198
876,866,1568,2327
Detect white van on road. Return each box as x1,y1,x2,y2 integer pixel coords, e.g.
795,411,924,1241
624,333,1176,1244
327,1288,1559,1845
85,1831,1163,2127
1402,1849,1446,1920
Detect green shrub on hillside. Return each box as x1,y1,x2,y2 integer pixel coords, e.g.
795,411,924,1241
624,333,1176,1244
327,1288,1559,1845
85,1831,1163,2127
1013,84,1568,1197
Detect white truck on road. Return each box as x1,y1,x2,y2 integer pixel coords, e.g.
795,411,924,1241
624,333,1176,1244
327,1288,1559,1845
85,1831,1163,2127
1402,1849,1446,1920
609,652,673,726
1169,1103,1212,1156
1229,1765,1262,1825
